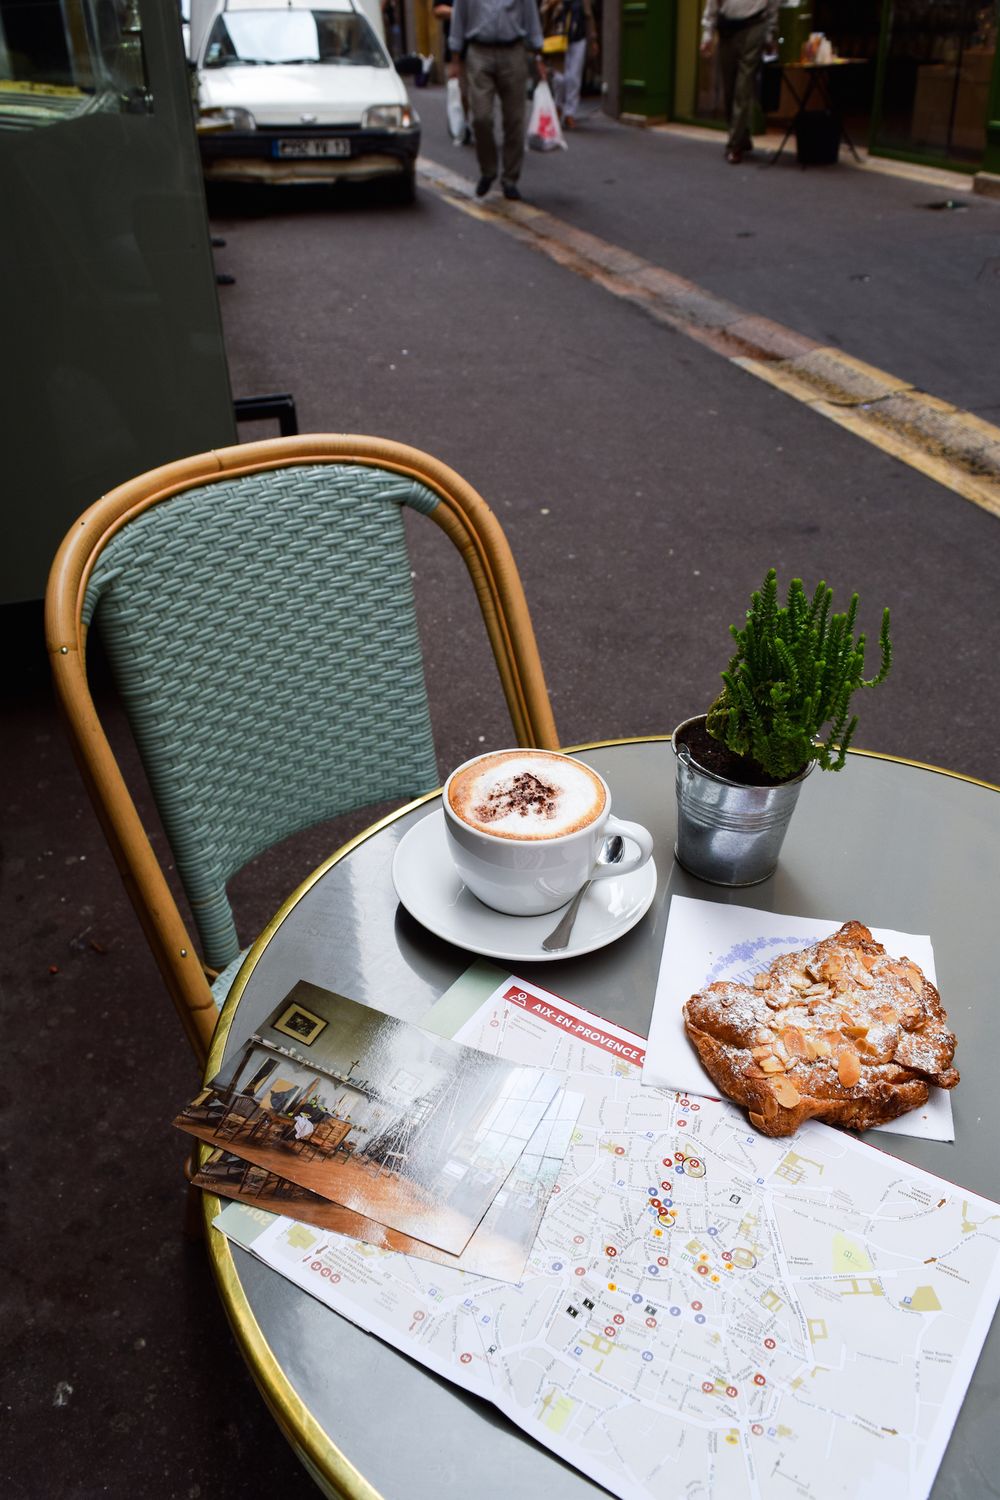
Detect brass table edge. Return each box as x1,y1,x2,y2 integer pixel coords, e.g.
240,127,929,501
202,735,998,1494
563,733,1000,793
202,1191,386,1500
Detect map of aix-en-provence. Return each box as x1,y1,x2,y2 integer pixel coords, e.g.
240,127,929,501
219,979,1000,1500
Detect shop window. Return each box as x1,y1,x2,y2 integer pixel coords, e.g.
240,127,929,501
0,0,153,129
873,0,997,163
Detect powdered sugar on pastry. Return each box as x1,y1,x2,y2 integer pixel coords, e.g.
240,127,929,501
683,920,959,1137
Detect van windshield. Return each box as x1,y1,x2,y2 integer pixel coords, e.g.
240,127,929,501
204,10,388,68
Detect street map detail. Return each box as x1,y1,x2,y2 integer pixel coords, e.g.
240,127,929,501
228,979,1000,1500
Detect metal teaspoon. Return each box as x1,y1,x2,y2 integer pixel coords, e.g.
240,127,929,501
540,834,625,953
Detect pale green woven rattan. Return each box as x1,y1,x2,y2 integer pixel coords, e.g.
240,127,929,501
83,464,441,971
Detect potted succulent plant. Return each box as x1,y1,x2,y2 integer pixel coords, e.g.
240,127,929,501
672,568,892,885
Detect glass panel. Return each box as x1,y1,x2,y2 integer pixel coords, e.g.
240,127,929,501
873,0,998,162
205,8,388,69
0,0,153,129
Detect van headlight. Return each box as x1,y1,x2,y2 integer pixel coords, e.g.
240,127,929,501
362,104,414,129
198,106,257,131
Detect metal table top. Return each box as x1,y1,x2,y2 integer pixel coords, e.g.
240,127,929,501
205,738,1000,1499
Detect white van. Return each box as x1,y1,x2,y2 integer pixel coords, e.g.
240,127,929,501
190,0,420,200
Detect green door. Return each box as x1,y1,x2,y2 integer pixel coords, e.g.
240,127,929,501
620,0,675,119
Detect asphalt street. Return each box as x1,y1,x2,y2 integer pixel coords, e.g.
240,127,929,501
210,100,1000,785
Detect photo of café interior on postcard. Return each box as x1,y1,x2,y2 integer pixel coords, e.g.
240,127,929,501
178,987,556,1253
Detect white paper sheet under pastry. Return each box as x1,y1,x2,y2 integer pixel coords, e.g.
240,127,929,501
643,895,955,1142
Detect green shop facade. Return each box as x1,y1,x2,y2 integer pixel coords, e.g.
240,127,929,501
609,0,1000,178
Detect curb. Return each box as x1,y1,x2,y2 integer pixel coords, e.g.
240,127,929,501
418,155,1000,519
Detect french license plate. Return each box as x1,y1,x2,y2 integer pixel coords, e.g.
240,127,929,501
275,137,350,159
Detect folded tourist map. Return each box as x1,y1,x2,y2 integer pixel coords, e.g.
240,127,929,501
217,972,1000,1500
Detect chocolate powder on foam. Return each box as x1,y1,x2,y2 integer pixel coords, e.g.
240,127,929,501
474,772,559,824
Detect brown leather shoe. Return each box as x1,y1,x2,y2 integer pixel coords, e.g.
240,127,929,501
564,115,576,129
726,148,743,164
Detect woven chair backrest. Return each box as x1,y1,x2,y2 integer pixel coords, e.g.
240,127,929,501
82,463,442,971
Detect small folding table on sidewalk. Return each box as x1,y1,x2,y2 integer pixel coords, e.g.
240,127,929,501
766,59,868,165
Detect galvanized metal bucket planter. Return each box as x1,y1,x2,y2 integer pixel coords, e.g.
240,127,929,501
672,715,813,886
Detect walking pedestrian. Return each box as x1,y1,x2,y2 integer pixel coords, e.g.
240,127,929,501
540,0,597,128
700,0,777,163
448,0,545,200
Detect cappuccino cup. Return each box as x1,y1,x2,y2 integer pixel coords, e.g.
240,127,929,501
443,748,654,917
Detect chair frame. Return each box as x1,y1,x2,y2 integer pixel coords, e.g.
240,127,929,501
46,435,559,1066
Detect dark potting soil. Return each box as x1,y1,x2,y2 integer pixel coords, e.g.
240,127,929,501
677,718,798,788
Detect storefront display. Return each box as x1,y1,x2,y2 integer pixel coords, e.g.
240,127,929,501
663,0,1000,172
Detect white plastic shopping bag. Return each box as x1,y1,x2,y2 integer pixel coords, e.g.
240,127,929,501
446,74,466,144
527,78,566,151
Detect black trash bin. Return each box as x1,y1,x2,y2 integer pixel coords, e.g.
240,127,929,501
795,109,840,164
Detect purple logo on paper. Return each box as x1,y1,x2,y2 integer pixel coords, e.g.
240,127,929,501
705,933,822,988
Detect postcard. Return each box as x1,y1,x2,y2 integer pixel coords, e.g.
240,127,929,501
198,1084,582,1283
642,895,954,1141
176,984,561,1254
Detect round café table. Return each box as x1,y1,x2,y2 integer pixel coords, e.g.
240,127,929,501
203,738,1000,1500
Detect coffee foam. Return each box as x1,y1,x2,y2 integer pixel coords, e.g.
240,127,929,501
447,751,605,840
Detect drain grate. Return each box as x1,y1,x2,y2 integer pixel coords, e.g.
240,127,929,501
923,198,969,211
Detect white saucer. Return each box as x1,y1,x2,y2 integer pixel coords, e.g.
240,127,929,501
392,810,657,963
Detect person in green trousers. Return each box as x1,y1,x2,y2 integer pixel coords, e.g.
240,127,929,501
700,0,777,163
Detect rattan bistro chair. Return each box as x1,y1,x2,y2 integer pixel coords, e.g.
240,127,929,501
46,435,558,1066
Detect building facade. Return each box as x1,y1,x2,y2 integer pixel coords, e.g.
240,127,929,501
607,0,1000,177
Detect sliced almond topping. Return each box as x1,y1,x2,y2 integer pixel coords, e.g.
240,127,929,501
837,1046,862,1088
843,1023,870,1039
811,1036,833,1058
749,1111,767,1131
764,992,784,1010
759,1055,786,1074
859,951,878,972
787,971,811,992
753,972,769,990
781,1026,809,1060
904,967,924,995
772,1076,802,1109
802,982,830,998
751,1043,776,1059
852,970,875,990
874,1004,898,1023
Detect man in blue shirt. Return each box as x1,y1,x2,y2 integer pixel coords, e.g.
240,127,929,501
449,0,544,199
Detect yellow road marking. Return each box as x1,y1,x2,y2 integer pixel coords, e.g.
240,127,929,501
418,155,1000,519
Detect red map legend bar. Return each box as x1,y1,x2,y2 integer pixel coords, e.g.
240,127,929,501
503,986,645,1066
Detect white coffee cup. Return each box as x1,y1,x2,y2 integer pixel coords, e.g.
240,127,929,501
442,748,654,916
